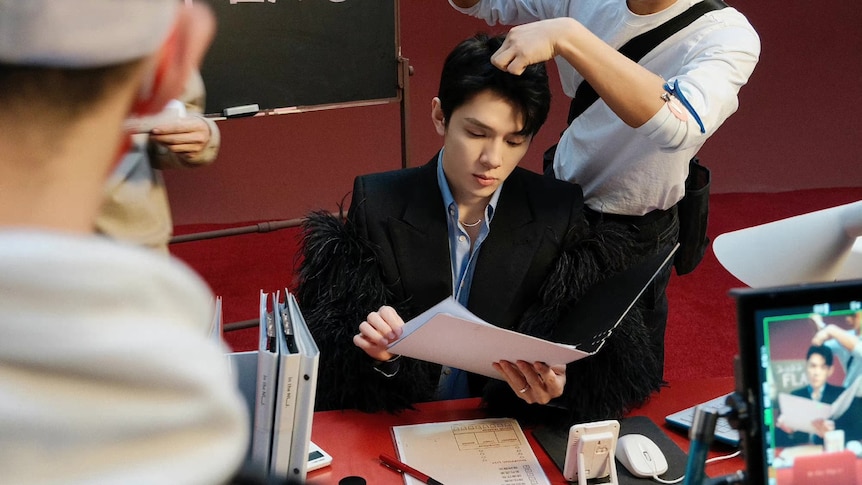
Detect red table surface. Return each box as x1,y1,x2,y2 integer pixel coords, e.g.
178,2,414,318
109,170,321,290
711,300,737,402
307,377,744,484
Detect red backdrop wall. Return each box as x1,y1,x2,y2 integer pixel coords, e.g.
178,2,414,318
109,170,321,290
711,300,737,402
164,1,862,225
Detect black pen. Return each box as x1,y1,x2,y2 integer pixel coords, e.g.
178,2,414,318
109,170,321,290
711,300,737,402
379,453,445,485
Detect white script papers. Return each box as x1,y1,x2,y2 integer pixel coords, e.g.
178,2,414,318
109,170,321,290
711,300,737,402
391,418,551,485
777,376,862,434
387,297,590,379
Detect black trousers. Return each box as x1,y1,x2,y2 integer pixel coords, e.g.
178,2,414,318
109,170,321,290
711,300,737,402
585,206,679,380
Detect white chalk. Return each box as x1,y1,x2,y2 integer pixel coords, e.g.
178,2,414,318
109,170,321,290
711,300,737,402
223,104,260,117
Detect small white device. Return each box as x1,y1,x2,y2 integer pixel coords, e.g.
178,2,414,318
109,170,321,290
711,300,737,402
307,441,332,472
563,419,620,485
123,99,187,133
615,433,669,478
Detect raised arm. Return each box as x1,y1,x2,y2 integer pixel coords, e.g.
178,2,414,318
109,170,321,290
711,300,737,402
452,2,760,143
813,324,861,354
492,17,669,128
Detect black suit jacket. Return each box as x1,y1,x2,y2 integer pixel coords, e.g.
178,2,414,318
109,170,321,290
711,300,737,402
297,154,660,424
349,156,584,331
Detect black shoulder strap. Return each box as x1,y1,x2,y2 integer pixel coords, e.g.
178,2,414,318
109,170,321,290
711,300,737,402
567,0,728,124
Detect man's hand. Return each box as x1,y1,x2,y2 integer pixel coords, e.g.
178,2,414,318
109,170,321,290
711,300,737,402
150,115,212,157
812,418,835,438
812,325,837,346
493,360,566,404
354,306,405,362
776,414,795,434
491,18,576,75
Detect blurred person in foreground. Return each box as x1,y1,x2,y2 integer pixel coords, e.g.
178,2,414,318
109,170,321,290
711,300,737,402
0,1,248,484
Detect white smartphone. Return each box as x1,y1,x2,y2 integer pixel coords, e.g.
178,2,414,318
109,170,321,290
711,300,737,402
562,420,620,482
307,441,333,472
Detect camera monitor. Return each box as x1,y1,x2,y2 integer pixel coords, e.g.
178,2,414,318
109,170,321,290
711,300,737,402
732,279,862,485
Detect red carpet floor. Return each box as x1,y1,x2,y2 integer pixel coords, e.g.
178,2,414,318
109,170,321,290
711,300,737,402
171,187,862,381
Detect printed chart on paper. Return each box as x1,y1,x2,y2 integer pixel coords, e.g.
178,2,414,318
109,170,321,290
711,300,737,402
391,417,551,485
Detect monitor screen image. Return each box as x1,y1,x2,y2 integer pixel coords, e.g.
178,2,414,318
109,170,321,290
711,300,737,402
733,279,862,485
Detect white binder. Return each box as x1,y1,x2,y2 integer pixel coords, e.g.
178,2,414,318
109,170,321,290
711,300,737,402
269,291,301,477
224,289,320,482
281,291,320,482
250,291,278,474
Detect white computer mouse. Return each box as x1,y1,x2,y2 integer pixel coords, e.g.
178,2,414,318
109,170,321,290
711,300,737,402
616,433,669,478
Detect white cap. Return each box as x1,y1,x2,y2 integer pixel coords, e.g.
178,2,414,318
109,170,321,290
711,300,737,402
0,0,180,68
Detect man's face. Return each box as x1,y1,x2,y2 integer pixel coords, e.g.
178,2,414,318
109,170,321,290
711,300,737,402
806,353,833,389
433,90,531,204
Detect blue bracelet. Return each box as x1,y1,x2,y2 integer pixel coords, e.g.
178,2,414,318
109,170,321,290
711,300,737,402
664,79,706,134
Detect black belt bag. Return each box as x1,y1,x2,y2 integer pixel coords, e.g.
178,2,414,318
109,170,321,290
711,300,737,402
674,157,711,275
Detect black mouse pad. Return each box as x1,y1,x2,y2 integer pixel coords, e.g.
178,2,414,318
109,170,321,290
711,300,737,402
532,416,688,484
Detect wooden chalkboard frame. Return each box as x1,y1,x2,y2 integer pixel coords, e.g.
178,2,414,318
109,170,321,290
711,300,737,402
198,0,402,115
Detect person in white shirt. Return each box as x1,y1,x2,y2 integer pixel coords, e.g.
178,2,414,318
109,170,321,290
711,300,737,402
814,311,862,389
0,1,248,484
449,0,761,377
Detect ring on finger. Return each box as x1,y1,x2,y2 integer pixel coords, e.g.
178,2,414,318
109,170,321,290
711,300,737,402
519,386,529,393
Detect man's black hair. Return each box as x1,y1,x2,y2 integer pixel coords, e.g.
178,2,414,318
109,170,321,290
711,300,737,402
807,344,834,367
437,33,550,138
0,60,142,121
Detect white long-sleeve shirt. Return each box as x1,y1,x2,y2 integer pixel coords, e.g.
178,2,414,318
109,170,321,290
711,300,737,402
451,0,761,215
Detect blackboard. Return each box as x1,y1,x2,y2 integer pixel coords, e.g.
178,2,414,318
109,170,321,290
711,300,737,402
199,0,399,115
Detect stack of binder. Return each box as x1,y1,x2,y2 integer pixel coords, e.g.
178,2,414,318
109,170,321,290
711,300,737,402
223,290,320,483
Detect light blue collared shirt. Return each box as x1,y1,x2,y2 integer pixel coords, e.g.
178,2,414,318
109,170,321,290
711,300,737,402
436,150,502,306
435,150,503,400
